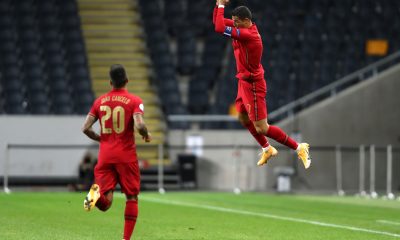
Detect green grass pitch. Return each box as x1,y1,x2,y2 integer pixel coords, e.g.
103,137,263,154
1,191,399,239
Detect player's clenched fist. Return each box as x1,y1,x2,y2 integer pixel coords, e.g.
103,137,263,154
216,0,229,6
143,133,152,143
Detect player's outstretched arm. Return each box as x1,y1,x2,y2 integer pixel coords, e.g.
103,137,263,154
213,0,233,27
214,1,253,41
81,114,100,142
133,113,151,143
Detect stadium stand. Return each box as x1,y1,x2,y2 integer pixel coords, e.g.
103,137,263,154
138,0,189,129
0,0,94,115
2,0,400,123
76,0,169,167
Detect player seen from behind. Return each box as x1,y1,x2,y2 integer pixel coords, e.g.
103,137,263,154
81,64,151,240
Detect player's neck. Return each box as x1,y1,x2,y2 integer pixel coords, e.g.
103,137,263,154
113,86,127,91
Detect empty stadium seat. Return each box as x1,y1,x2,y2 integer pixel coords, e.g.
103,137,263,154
164,0,185,36
0,0,94,115
177,27,196,75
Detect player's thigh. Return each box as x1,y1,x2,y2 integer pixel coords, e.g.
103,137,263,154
115,162,140,196
94,163,118,195
238,111,251,125
235,79,248,114
235,97,247,117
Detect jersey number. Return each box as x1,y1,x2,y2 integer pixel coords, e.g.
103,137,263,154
100,105,125,134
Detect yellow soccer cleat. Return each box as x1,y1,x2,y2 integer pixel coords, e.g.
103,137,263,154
257,146,278,166
84,184,100,211
297,143,311,169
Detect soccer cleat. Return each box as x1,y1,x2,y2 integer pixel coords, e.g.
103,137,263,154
257,146,278,166
297,143,311,169
84,184,100,211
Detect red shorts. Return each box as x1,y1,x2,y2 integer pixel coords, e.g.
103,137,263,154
235,79,267,121
94,161,140,196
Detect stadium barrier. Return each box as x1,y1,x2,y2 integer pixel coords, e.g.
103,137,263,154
335,145,399,200
2,142,166,194
3,143,399,199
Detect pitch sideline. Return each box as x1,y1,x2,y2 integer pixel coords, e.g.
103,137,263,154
377,220,400,226
138,196,400,238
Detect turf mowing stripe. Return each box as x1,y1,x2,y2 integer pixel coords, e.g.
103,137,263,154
377,220,400,226
141,196,400,238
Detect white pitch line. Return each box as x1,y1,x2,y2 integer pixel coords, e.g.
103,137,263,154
141,196,400,238
377,220,400,226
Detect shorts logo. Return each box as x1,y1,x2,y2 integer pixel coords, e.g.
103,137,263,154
139,103,144,111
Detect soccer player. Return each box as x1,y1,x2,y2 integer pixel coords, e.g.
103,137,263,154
213,0,311,168
81,64,151,240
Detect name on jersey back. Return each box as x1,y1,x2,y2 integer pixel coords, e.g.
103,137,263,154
101,96,131,105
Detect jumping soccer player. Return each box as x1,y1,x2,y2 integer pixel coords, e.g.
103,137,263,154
213,0,311,168
81,64,151,240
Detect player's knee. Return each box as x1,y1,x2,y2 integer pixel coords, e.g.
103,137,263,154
255,123,269,135
97,200,112,212
101,203,112,212
255,126,264,135
126,194,138,202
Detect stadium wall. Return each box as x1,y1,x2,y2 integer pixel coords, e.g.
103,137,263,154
274,63,400,192
0,116,95,181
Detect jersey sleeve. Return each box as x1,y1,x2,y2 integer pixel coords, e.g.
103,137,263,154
213,6,234,27
214,7,252,41
88,98,99,118
133,96,144,115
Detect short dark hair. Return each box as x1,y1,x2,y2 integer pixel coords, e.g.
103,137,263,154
109,64,127,88
232,6,252,20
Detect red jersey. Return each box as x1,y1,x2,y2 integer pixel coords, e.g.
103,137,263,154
89,88,144,164
213,6,265,82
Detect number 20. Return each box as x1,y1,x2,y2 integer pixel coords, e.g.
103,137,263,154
100,105,125,134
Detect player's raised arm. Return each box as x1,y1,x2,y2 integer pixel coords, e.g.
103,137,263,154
81,114,100,142
213,0,234,26
133,113,151,142
214,2,253,41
